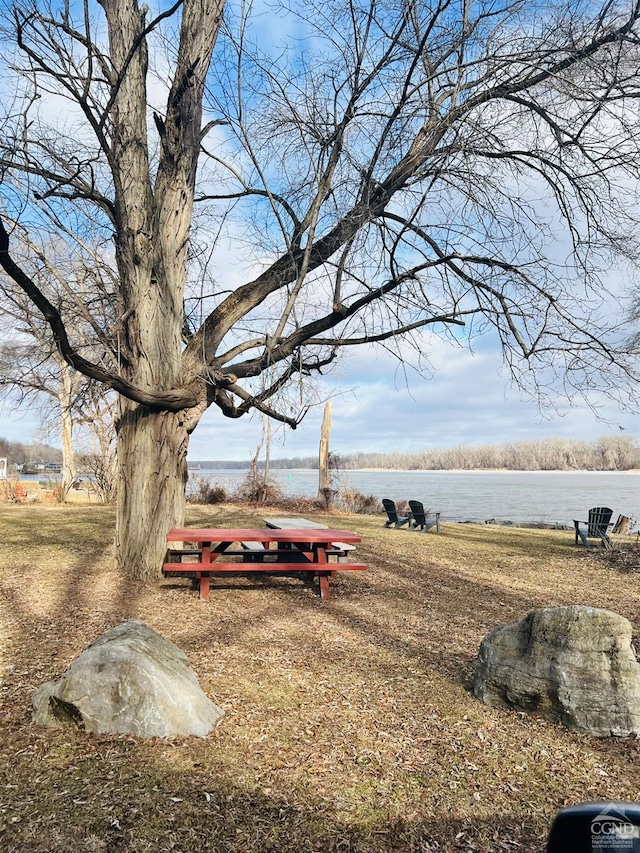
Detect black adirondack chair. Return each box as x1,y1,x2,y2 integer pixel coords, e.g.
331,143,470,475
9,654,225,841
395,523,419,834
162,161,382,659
382,498,411,529
573,507,614,549
408,500,441,534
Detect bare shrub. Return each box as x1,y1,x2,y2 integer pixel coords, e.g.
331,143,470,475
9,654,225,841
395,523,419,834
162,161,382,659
51,483,66,504
77,453,116,504
339,489,382,515
188,478,228,504
0,479,26,503
233,471,285,504
282,495,330,513
318,487,338,510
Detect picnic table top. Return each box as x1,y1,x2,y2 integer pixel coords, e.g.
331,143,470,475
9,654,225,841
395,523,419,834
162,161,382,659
264,517,329,529
264,517,357,548
166,527,361,544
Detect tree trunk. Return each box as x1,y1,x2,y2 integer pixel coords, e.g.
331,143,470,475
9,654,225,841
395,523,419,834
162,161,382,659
318,401,332,497
115,400,189,580
57,360,76,496
263,417,272,496
60,404,75,496
100,0,220,580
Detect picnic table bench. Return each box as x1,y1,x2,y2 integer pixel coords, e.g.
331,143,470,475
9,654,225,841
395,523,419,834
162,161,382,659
163,527,365,601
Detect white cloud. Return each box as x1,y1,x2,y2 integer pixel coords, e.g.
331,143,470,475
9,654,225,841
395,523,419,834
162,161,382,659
185,337,639,460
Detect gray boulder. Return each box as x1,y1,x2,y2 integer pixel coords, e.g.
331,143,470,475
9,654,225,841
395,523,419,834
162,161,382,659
32,620,224,738
472,605,640,736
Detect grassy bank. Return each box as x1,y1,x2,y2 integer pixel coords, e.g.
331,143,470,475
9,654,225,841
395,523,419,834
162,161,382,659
1,504,639,852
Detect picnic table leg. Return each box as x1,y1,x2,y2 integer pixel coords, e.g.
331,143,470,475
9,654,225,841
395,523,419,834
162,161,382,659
197,540,218,600
318,572,330,600
198,573,210,601
314,545,331,599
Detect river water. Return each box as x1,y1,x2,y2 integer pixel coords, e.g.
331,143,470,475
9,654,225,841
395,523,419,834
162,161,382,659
190,468,639,528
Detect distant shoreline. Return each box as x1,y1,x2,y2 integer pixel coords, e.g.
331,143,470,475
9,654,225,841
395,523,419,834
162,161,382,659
354,467,640,474
188,466,639,474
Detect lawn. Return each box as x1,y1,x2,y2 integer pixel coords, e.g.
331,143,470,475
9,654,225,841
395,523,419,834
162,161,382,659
1,503,639,852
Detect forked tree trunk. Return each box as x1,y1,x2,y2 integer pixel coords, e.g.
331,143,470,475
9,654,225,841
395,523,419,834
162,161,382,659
115,401,189,579
101,0,221,581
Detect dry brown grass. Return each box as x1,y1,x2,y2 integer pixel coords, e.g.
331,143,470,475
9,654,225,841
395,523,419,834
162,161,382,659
1,503,640,853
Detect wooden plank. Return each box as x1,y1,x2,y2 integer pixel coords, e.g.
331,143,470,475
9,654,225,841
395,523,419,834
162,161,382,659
162,562,367,602
612,515,630,535
163,562,367,574
167,527,360,544
165,548,203,562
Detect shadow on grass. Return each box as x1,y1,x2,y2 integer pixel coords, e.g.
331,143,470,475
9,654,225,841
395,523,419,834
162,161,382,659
0,757,547,853
0,505,150,691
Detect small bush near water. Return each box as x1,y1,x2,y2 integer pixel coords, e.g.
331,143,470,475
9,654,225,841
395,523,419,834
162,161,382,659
188,477,229,504
338,488,382,515
232,471,286,504
188,474,382,516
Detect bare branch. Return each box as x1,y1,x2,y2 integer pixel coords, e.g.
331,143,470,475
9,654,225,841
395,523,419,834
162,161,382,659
0,217,197,410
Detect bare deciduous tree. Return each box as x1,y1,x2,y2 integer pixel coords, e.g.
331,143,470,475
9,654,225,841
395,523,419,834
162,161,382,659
0,338,79,493
0,0,639,577
0,227,117,496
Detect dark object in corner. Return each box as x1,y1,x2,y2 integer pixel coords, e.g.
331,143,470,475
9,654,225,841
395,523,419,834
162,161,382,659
547,801,640,851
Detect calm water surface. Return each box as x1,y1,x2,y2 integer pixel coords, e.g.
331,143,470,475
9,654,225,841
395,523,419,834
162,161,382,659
190,468,639,528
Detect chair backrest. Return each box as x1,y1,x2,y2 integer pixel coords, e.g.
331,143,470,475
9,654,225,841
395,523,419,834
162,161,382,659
587,507,613,536
408,500,427,524
382,498,399,522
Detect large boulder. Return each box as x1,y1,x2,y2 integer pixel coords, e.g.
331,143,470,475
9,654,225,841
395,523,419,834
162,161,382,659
471,605,640,736
32,620,224,738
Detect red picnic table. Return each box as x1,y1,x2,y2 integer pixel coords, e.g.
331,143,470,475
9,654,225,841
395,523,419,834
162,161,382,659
162,527,366,601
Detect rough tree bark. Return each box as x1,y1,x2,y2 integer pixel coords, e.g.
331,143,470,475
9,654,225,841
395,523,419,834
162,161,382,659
101,0,222,577
115,404,189,574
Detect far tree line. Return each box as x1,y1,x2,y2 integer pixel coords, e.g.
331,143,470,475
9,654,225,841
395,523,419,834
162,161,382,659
2,433,637,484
338,436,640,472
149,434,640,473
